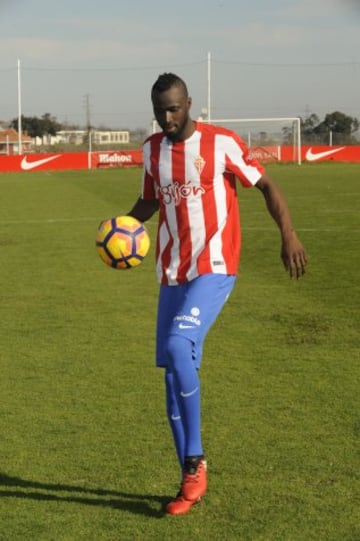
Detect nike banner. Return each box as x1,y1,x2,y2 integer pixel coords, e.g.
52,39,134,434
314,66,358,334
0,150,143,173
282,145,360,163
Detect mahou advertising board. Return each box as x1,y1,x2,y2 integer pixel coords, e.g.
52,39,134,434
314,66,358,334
0,146,359,173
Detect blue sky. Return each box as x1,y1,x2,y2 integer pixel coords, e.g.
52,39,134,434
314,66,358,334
0,0,359,130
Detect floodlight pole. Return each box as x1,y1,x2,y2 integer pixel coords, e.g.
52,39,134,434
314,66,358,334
17,59,23,155
207,51,211,123
88,129,92,170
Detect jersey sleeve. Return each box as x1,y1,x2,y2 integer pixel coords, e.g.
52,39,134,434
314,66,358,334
141,139,158,200
224,132,265,187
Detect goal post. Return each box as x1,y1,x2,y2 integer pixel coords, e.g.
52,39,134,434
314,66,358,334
201,117,302,165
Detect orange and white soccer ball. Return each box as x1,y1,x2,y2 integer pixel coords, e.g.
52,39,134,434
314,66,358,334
96,215,150,269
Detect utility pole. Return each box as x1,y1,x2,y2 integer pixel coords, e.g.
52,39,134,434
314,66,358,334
84,93,92,132
17,59,23,155
83,93,93,151
84,94,93,165
207,51,211,123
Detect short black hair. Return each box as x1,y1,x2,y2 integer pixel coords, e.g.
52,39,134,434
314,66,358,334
151,73,188,100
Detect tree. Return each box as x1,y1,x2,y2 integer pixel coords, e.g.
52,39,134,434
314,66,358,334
39,113,62,136
315,111,359,144
10,113,62,138
300,111,359,145
301,113,321,143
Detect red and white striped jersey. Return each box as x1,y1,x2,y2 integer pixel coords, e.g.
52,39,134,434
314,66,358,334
141,121,265,285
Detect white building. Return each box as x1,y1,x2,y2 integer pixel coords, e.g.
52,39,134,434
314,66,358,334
33,129,130,146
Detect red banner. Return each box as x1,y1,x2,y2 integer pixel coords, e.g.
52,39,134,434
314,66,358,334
0,152,87,172
0,150,143,173
282,145,360,163
0,146,359,173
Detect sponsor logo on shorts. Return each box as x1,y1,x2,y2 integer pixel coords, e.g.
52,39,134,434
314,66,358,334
174,307,201,328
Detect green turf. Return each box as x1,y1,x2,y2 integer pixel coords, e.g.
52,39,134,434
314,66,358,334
0,163,359,540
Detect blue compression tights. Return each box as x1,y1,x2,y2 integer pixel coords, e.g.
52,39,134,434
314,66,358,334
165,334,203,467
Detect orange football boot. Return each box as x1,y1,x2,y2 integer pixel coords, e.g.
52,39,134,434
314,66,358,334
166,492,201,515
181,458,207,502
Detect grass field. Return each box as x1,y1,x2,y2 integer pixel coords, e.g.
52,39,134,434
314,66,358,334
0,163,359,541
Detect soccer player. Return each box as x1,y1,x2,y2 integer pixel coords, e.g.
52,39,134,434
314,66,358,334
127,73,307,515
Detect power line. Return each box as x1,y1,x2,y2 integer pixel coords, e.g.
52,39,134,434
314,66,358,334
19,60,206,72
1,57,358,73
213,59,360,68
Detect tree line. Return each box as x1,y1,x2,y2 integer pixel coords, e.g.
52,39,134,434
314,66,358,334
281,111,359,145
10,110,360,145
299,111,359,145
10,113,63,138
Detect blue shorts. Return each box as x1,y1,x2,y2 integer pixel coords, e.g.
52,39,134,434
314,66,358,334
156,274,236,369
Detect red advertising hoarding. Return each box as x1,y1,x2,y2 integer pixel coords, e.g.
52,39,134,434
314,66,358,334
282,145,360,163
0,146,359,173
0,150,143,173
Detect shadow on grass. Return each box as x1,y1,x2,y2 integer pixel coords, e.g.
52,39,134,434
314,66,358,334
0,472,169,518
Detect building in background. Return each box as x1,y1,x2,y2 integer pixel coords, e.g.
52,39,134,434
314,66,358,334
33,129,130,147
0,128,32,155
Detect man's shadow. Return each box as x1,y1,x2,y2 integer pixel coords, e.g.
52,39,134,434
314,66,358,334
0,473,169,518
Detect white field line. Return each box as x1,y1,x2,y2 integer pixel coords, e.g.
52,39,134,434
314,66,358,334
0,217,358,232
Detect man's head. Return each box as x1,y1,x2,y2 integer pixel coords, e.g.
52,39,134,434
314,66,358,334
151,73,194,142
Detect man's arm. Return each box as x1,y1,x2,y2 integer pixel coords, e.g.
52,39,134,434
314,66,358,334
255,173,307,279
127,197,159,223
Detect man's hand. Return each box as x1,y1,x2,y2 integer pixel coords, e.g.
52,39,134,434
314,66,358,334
127,197,159,223
281,231,307,279
256,174,307,279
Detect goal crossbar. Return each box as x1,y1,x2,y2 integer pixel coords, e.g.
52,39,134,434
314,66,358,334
202,117,302,165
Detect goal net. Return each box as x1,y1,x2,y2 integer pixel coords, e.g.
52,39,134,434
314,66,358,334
200,117,302,165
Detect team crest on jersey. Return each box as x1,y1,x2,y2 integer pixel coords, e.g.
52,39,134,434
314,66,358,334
194,155,206,175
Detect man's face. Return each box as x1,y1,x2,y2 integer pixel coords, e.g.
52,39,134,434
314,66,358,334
152,85,192,142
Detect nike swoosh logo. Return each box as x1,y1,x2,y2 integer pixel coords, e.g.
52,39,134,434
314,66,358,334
305,147,346,162
171,414,181,421
178,323,194,329
20,155,61,171
180,387,199,398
